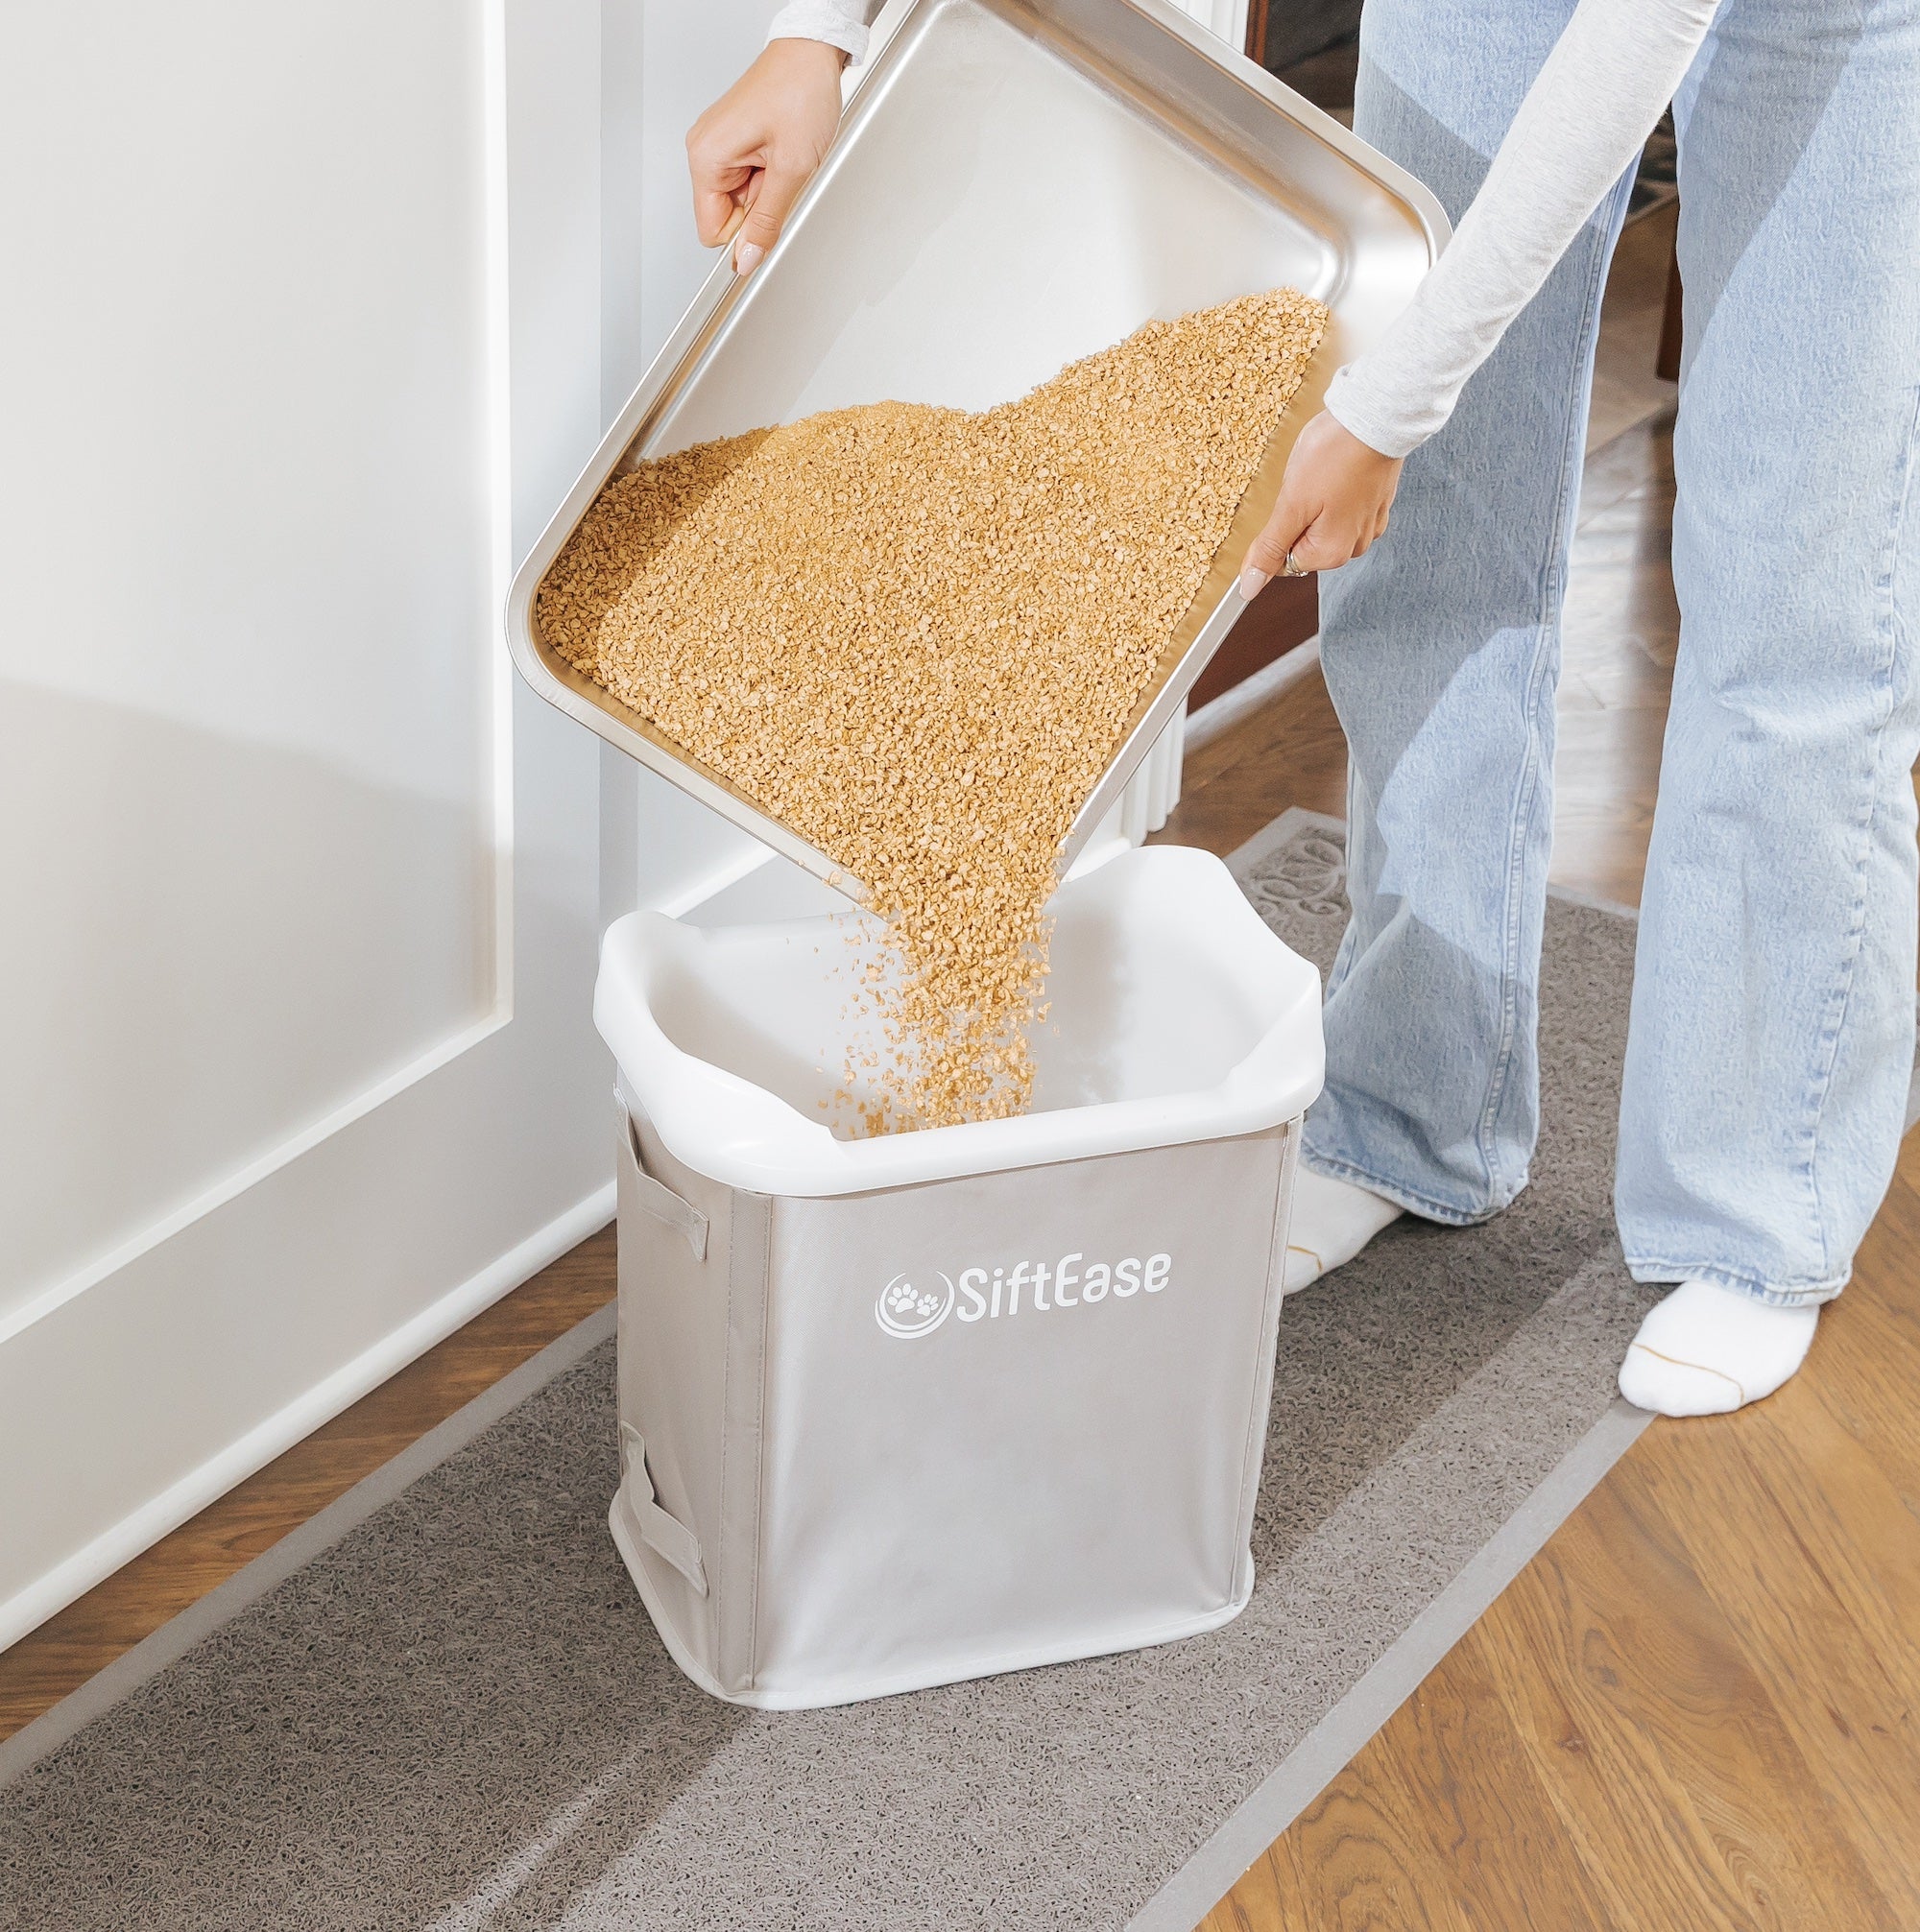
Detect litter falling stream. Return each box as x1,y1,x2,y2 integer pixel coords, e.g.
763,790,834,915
538,290,1328,1126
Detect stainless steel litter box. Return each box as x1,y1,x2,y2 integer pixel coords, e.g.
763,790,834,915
505,0,1447,900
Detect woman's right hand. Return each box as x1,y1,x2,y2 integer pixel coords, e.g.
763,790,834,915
1236,410,1404,597
686,39,847,275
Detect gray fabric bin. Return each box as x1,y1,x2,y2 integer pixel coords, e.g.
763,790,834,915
597,847,1322,1707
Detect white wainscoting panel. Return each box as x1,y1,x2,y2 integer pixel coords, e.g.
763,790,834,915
0,0,613,1648
596,0,795,929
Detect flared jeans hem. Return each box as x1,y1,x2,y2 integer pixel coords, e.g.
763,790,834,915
1622,1256,1850,1310
1301,1143,1527,1228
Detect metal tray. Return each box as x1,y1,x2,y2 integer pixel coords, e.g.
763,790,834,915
505,0,1447,901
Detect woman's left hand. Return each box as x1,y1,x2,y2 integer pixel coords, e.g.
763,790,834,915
687,38,847,274
1237,410,1404,599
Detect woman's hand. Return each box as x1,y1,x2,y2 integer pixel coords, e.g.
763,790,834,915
686,39,847,275
1237,410,1404,598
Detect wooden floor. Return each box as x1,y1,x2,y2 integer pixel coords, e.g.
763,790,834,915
8,203,1919,1931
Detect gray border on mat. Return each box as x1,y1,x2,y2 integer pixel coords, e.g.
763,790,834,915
1123,1400,1652,1932
0,1300,618,1792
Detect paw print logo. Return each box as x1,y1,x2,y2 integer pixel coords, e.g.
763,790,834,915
874,1271,955,1340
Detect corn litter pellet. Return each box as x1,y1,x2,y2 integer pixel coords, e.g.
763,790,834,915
538,290,1328,1128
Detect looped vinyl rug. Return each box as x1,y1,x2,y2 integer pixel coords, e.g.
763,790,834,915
0,811,1663,1932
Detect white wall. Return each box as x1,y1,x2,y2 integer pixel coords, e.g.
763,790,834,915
0,1,614,1648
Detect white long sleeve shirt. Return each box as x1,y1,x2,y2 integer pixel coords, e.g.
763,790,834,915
767,0,884,61
767,0,1718,457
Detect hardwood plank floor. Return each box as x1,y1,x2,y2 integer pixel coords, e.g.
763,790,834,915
1163,659,1350,847
1201,946,1920,1932
1586,201,1678,458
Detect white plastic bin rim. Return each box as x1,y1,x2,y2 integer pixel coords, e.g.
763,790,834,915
595,845,1323,1196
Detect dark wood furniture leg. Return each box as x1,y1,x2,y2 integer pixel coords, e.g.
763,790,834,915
1657,224,1683,382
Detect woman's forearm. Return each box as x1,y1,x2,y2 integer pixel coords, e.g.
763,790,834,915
1326,0,1717,459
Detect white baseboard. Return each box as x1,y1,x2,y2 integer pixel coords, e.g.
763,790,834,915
0,1181,614,1657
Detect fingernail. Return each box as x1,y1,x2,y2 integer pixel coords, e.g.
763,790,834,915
733,241,764,275
1237,564,1269,602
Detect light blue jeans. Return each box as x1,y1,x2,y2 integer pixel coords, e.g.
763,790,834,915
1308,0,1920,1304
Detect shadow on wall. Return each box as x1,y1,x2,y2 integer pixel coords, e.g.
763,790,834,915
0,679,496,1320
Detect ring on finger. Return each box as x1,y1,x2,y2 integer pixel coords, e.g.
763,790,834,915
1281,548,1308,578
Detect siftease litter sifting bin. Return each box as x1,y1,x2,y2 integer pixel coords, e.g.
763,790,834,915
596,846,1323,1708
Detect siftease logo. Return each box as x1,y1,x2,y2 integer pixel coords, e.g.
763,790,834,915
873,1252,1172,1340
874,1272,956,1339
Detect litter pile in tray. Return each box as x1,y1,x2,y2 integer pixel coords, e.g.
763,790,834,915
537,288,1328,1128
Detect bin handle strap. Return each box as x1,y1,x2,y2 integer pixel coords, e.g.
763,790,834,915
620,1107,708,1260
620,1423,708,1597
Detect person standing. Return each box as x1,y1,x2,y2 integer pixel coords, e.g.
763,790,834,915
688,0,1920,1417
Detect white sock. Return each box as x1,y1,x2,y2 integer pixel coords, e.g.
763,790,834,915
1284,1167,1404,1294
1618,1278,1818,1417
